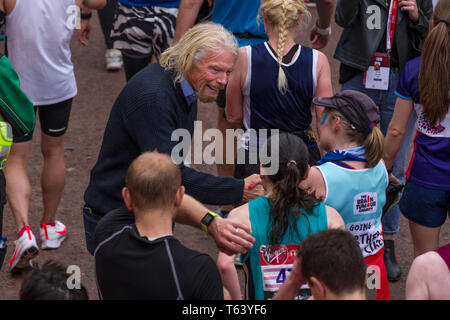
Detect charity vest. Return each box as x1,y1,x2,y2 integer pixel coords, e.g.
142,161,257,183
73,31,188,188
317,161,388,258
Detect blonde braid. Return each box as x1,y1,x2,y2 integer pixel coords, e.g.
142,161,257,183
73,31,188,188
277,0,289,94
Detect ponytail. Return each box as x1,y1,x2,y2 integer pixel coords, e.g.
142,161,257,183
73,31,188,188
364,126,384,168
418,0,450,127
259,0,310,94
263,133,319,245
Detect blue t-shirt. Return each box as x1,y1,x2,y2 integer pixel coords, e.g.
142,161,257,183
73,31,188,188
395,56,450,190
118,0,179,7
212,0,267,47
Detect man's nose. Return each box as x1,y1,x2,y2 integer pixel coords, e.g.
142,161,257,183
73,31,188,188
216,72,228,86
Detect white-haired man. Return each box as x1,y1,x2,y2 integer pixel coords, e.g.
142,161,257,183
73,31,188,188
83,22,261,255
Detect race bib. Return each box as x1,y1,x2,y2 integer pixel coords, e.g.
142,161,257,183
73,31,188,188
364,53,390,91
259,244,310,300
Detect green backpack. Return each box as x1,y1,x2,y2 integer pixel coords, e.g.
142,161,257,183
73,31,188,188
0,54,35,138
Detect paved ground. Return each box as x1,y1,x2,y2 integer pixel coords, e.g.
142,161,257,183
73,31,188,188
0,9,448,300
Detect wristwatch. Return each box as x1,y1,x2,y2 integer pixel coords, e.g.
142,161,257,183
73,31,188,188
200,211,219,234
316,21,331,36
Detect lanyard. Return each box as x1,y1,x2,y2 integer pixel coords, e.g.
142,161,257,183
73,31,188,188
386,0,398,52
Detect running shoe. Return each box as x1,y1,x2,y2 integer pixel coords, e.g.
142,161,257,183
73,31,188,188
105,49,123,71
304,0,316,7
9,226,39,272
40,221,67,249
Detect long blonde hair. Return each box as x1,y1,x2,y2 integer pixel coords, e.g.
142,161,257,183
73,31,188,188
418,0,449,127
159,22,238,84
260,0,309,93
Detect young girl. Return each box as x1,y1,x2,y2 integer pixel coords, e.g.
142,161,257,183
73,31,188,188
303,90,391,300
225,0,332,180
383,0,450,258
217,132,344,300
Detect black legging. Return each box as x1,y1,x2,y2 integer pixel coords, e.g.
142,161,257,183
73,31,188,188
97,0,118,49
122,53,152,82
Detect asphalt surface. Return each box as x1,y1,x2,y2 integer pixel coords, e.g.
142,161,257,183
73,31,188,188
0,8,448,300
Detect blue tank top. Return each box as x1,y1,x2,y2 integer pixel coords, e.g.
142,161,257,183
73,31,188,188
243,195,328,300
241,43,317,150
317,161,388,258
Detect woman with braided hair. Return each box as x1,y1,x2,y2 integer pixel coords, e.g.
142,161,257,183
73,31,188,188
225,0,333,181
216,132,344,300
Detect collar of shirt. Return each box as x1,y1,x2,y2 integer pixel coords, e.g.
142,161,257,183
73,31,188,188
180,79,198,107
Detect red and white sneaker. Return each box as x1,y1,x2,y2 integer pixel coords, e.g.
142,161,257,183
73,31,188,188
9,226,39,272
40,221,67,249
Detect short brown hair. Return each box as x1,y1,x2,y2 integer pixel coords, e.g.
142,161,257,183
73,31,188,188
299,229,367,295
125,151,181,210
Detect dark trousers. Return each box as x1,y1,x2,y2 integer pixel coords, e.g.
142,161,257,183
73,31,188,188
122,54,152,82
97,0,118,49
82,205,103,255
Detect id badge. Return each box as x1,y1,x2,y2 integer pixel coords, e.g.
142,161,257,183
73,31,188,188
363,53,390,91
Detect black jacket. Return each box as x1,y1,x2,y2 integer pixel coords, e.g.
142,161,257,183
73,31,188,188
334,0,433,73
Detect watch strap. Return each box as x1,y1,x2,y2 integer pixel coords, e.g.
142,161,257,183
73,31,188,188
201,211,219,234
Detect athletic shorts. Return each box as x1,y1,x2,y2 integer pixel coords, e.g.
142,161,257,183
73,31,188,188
14,98,73,143
399,180,450,228
111,2,178,59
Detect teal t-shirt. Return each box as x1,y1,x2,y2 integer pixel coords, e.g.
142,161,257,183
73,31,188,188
243,195,328,300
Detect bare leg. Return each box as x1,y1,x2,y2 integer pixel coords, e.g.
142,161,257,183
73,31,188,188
40,132,66,224
408,220,441,258
4,141,32,232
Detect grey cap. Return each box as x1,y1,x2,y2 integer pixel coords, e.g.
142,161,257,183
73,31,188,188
313,90,380,134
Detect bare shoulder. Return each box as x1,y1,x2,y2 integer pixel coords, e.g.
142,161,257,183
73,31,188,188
325,205,345,229
228,203,251,229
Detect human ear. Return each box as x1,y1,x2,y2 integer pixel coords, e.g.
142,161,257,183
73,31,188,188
122,187,133,211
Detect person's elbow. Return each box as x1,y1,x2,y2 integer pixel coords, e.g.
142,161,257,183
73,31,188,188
387,125,406,141
217,254,235,275
226,114,243,127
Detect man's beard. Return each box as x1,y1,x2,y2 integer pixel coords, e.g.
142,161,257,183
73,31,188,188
198,83,223,103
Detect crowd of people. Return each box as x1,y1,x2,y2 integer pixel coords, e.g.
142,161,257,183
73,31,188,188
0,0,448,301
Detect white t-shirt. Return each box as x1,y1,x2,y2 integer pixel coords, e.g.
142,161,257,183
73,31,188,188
6,0,77,105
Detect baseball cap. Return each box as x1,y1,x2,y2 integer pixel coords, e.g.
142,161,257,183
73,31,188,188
312,90,380,134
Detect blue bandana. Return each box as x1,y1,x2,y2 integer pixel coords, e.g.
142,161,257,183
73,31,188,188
316,146,366,168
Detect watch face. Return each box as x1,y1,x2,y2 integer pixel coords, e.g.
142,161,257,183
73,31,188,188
201,213,215,226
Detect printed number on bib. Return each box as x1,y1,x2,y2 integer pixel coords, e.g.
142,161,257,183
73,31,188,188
259,244,310,299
